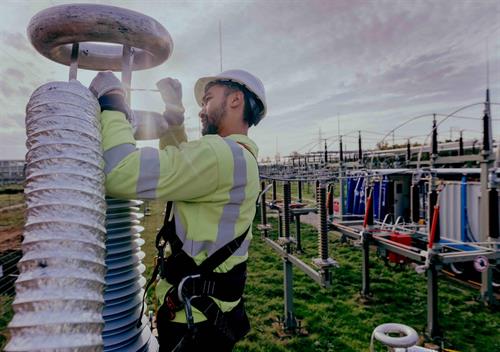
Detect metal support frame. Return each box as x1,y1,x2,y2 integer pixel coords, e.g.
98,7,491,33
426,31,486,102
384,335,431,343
282,182,297,331
272,179,277,202
411,182,420,223
295,213,303,253
278,209,283,238
298,180,303,203
259,181,270,237
427,254,441,339
479,89,496,305
69,43,79,80
121,44,134,104
358,131,363,166
361,230,371,298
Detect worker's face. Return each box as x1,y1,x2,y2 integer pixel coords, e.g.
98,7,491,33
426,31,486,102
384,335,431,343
199,84,228,135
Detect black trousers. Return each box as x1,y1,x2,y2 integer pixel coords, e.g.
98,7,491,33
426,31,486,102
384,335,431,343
157,320,236,352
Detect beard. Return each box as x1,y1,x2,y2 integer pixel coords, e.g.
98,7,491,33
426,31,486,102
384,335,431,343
201,98,227,136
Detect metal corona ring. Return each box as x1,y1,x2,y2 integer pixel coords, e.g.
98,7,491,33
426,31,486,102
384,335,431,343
27,4,173,71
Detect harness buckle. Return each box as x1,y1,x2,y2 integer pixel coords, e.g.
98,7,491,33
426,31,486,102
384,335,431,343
178,274,201,330
177,274,201,303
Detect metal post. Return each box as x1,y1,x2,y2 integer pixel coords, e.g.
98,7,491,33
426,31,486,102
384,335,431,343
432,114,438,161
260,181,268,237
489,188,499,239
358,131,362,164
427,261,441,338
406,139,411,164
324,141,328,164
298,181,303,203
272,179,277,202
295,214,303,253
278,209,283,238
361,186,373,297
284,182,291,251
411,183,420,223
282,182,296,331
429,115,439,239
338,136,345,219
480,89,495,303
459,131,464,156
339,136,344,163
121,45,134,105
361,230,371,297
69,43,79,80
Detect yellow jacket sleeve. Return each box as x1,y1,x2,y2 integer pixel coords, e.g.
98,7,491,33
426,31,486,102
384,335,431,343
159,124,188,149
101,110,218,201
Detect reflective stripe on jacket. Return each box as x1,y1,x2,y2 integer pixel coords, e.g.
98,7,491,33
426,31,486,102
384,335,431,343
100,110,259,323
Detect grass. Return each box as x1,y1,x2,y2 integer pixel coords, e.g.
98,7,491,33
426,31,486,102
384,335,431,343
0,296,13,349
1,200,498,351
0,193,24,209
0,207,25,230
234,217,499,352
138,202,499,351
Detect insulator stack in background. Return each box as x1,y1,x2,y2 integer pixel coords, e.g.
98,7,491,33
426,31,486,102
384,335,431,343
7,81,107,351
103,198,158,352
317,184,329,260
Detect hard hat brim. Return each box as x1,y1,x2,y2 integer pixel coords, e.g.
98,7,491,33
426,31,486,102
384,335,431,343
194,76,219,107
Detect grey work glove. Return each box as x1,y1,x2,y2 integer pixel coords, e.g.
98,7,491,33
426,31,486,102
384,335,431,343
89,71,137,130
156,77,185,126
89,71,126,98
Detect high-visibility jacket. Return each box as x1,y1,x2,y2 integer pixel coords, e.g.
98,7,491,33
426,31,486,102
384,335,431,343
100,110,259,323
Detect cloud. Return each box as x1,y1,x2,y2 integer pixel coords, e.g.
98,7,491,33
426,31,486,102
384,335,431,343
0,0,499,160
0,31,32,54
4,68,25,80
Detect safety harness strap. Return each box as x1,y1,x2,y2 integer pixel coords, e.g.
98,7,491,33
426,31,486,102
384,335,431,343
139,201,250,332
137,202,175,327
178,261,247,301
190,296,250,343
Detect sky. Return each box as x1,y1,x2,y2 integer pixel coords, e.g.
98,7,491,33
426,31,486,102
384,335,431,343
0,0,499,162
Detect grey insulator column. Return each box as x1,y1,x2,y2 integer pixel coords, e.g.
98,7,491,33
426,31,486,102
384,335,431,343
103,199,158,351
6,81,107,351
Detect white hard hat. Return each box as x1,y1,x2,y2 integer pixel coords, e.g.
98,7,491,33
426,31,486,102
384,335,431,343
194,69,267,121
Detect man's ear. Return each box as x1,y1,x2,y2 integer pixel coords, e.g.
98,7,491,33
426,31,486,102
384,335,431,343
228,91,244,109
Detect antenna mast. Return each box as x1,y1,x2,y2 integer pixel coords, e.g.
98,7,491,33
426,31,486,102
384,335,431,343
219,20,223,72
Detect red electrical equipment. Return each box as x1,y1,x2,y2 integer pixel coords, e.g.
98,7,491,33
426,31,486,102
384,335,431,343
387,232,412,264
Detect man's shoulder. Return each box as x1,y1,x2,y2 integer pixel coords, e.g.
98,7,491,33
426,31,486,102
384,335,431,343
197,134,234,151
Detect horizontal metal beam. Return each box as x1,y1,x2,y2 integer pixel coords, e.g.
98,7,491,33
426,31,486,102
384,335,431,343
264,237,323,285
435,155,481,164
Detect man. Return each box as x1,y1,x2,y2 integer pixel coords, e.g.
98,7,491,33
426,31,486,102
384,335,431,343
89,69,266,351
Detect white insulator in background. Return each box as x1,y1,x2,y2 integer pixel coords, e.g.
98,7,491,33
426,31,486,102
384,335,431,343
6,81,107,352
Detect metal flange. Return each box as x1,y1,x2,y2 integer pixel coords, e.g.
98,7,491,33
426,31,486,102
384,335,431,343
312,257,338,269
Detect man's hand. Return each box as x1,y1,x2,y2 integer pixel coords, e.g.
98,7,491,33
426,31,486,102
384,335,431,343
156,77,185,126
89,71,136,130
89,71,126,98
